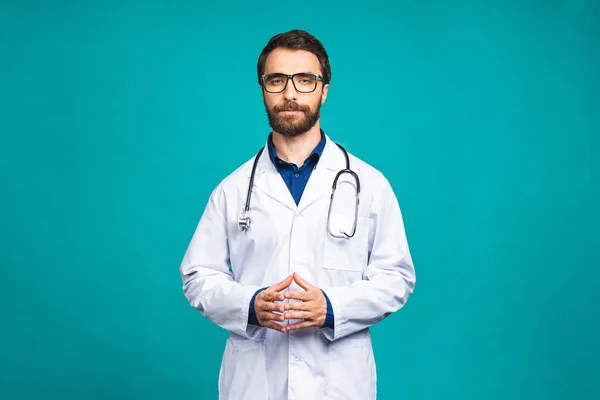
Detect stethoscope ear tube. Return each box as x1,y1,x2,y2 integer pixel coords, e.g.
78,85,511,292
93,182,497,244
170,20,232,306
238,147,263,231
239,142,360,237
245,147,264,213
333,143,360,193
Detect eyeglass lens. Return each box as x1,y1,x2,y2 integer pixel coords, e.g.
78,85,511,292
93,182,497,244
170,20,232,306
263,73,318,93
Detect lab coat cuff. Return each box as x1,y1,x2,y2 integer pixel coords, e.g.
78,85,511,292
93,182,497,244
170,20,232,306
320,289,335,330
241,285,264,339
248,287,268,326
320,287,340,341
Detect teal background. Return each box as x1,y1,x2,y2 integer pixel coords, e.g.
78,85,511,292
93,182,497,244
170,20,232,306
1,1,598,399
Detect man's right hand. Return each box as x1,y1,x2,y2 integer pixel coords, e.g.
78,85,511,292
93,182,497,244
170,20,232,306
255,275,293,333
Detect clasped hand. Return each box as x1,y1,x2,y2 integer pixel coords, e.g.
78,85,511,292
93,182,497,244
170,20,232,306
254,272,327,333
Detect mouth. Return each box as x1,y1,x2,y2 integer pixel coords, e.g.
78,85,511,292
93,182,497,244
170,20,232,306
278,110,303,115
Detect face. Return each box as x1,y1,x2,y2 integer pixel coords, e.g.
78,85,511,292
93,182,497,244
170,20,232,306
261,48,329,137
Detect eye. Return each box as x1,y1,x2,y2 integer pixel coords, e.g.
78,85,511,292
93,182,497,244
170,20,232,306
266,74,286,85
295,74,316,85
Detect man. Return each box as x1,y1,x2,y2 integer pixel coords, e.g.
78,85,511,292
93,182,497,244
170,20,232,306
179,29,416,400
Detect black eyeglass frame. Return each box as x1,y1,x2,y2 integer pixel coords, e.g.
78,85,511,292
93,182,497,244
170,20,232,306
261,72,325,93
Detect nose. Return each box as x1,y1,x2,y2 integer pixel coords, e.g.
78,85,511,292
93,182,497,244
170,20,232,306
282,76,298,101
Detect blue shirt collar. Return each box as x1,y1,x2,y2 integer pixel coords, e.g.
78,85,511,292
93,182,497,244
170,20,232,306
267,129,327,169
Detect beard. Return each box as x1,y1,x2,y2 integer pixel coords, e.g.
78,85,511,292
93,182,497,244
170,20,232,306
265,99,321,137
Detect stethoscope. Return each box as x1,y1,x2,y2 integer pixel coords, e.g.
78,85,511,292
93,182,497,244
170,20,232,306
238,143,360,239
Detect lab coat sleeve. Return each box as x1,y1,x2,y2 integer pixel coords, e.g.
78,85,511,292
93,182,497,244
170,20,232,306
179,184,263,339
320,174,416,341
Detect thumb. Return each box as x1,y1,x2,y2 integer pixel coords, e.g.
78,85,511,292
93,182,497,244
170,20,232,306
270,274,293,291
293,272,312,291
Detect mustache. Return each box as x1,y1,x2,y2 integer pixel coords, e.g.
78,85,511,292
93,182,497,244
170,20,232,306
273,102,309,113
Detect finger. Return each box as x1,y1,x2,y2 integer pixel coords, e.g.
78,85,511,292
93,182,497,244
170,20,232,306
284,291,310,301
284,311,311,320
269,275,293,292
258,311,284,322
261,301,284,313
285,320,314,331
261,291,284,302
283,301,310,311
263,321,286,333
293,272,313,291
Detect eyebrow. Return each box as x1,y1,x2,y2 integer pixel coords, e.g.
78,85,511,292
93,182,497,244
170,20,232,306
264,71,319,75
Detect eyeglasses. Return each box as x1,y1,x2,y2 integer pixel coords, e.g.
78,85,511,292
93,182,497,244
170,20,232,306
261,73,324,93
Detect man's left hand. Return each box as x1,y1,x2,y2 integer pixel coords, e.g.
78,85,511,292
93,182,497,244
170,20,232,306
282,272,327,331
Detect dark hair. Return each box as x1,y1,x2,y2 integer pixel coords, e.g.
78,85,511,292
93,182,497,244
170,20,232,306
257,29,331,86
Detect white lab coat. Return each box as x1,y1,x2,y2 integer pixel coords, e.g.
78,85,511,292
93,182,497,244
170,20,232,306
180,134,416,400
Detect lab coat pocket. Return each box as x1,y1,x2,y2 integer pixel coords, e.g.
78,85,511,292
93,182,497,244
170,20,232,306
322,215,369,272
326,336,376,399
218,336,268,400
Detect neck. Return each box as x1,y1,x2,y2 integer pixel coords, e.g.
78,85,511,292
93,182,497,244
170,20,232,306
271,124,322,167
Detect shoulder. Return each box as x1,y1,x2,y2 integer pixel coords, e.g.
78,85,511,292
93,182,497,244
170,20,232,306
206,151,260,206
345,149,392,191
221,154,257,188
340,148,400,215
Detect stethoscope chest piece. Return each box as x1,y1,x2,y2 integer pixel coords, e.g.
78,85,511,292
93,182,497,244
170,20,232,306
238,212,251,231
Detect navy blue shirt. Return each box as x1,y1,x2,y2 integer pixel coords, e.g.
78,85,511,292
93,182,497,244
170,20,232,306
248,131,334,330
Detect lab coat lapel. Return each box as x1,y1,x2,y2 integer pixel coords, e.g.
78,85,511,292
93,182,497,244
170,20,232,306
251,144,297,211
297,136,345,213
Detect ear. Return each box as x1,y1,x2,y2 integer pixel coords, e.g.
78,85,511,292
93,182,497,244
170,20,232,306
320,83,330,105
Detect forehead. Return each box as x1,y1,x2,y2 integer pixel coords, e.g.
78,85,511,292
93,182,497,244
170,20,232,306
264,48,321,75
